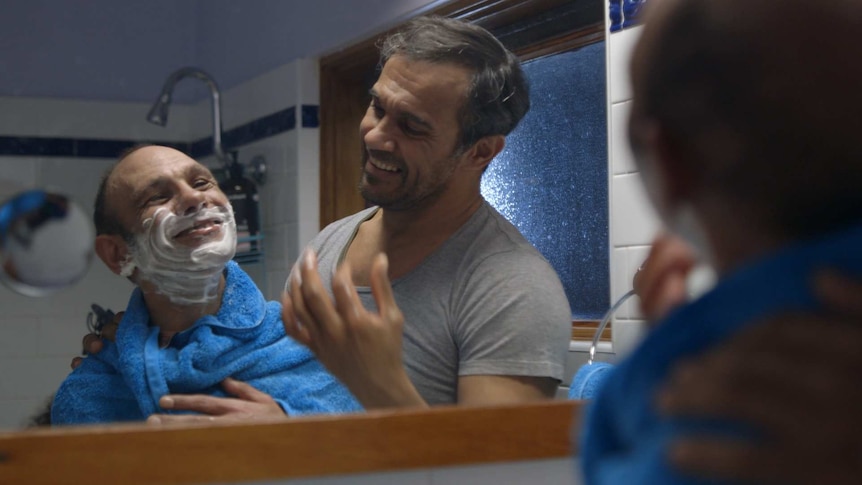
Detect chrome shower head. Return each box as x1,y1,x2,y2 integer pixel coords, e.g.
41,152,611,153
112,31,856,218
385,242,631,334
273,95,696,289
146,92,172,126
145,67,229,167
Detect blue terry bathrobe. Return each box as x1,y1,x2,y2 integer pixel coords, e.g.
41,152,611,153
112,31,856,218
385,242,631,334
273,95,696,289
580,222,862,485
52,261,361,425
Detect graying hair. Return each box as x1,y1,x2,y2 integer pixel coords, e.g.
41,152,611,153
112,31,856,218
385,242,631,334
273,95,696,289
380,16,530,151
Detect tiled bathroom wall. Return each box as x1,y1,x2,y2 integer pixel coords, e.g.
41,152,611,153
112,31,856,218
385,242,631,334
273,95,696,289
0,97,199,427
0,57,319,427
606,18,657,358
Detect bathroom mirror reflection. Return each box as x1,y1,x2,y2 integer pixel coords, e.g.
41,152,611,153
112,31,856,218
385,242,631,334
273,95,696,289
0,0,608,432
0,190,93,297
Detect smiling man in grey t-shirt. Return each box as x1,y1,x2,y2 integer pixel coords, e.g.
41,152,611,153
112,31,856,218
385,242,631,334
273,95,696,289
145,17,571,418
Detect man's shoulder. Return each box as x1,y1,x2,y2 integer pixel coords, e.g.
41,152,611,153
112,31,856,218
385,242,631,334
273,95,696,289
309,206,379,250
321,206,379,233
454,202,553,268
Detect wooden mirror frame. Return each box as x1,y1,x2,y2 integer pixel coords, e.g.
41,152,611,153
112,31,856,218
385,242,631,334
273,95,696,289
0,400,583,484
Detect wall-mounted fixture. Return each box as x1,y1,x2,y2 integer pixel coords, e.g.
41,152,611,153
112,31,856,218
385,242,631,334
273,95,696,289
146,67,267,183
147,67,232,167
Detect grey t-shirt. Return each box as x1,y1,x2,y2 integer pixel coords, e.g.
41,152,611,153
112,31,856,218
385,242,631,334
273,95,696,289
294,200,572,405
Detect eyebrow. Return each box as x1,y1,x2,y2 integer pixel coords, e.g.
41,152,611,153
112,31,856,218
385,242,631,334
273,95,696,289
369,89,434,131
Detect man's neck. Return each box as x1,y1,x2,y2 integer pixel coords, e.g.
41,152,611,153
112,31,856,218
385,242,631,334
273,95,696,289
141,275,226,344
346,192,484,284
695,199,788,277
380,192,484,245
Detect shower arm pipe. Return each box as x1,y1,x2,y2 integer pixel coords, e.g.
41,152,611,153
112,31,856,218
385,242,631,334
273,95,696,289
159,67,230,168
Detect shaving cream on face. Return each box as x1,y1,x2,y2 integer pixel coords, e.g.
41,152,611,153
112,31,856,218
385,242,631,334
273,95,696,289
119,254,136,277
126,204,236,305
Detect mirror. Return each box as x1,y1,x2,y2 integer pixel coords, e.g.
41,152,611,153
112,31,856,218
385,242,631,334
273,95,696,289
0,0,607,434
0,190,93,296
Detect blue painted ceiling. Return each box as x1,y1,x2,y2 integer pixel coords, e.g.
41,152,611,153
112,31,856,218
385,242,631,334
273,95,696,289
0,0,440,103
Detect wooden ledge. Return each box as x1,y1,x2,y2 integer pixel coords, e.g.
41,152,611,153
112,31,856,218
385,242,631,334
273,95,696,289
0,400,583,484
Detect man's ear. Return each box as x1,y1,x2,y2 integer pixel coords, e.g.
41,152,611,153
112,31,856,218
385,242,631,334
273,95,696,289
462,135,506,172
633,119,695,208
94,234,129,276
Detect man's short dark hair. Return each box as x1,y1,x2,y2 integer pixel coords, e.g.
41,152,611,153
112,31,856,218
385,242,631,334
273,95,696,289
631,0,862,239
379,16,530,152
93,144,152,236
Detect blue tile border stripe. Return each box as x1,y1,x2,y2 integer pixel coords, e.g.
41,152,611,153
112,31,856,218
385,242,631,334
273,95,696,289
0,104,317,159
609,0,648,33
191,106,296,158
301,105,319,128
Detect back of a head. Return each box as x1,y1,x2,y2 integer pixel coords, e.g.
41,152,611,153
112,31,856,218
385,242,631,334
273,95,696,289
632,0,862,240
380,16,530,150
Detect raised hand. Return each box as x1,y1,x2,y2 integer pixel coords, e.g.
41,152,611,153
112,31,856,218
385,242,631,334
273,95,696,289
282,249,425,409
633,233,698,323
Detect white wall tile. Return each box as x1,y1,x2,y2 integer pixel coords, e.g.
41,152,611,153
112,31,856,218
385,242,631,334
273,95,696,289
0,96,193,140
261,175,299,228
264,223,299,271
610,101,636,175
297,59,320,105
263,221,298,301
625,245,652,320
0,158,40,191
37,315,92,358
606,20,655,361
266,268,291,302
610,247,631,320
281,225,301,280
252,136,298,227
0,397,52,429
0,356,72,402
611,319,648,359
296,127,321,251
241,134,294,177
189,61,301,140
0,317,39,357
609,27,644,104
39,157,115,211
610,173,660,247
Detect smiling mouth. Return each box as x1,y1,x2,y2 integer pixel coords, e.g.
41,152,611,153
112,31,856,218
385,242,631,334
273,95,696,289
369,158,401,173
173,218,223,239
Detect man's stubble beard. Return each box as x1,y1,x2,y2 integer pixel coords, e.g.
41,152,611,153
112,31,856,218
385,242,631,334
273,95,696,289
359,146,465,212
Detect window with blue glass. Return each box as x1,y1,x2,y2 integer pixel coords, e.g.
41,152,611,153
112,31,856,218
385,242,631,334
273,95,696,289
481,41,609,320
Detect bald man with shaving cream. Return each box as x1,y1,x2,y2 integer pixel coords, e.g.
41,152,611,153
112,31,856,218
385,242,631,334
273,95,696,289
52,145,360,425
